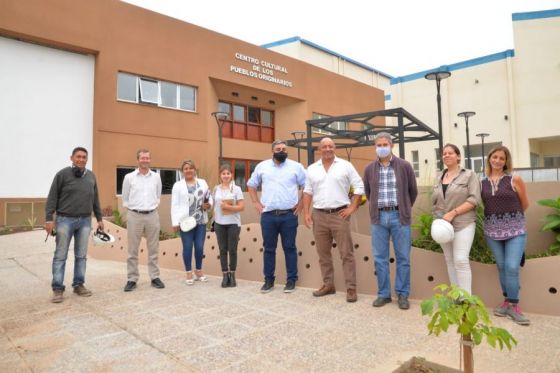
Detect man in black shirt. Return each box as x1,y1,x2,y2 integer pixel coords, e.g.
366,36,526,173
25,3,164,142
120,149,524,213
45,147,103,303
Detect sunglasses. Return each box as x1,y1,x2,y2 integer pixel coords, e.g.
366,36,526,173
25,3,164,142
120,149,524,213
45,228,57,242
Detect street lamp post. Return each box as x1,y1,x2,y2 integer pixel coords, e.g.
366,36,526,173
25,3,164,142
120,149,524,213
290,131,305,163
425,70,451,170
457,111,476,169
211,111,229,170
476,133,490,175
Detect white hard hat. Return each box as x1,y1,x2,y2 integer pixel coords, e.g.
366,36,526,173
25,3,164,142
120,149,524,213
92,228,115,245
431,219,455,244
179,216,197,232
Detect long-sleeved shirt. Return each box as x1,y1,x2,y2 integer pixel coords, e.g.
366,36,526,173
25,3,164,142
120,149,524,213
363,155,418,225
45,167,102,222
121,169,162,211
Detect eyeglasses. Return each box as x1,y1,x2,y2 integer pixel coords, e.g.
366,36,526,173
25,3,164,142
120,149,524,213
45,229,57,242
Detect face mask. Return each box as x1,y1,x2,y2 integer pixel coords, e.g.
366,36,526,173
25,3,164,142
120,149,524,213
273,151,288,163
376,146,391,158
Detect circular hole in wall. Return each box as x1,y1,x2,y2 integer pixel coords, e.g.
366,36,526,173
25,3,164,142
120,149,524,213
116,229,120,234
428,276,434,282
389,257,395,263
120,246,123,250
118,237,122,241
253,237,257,242
175,253,178,257
217,255,220,260
162,251,166,256
354,244,359,249
550,287,558,294
249,258,253,263
202,254,206,259
311,241,315,246
374,271,377,276
332,243,337,248
298,251,302,257
246,227,251,231
207,235,210,240
305,264,310,269
211,246,215,250
140,249,144,253
259,248,263,253
242,247,246,252
363,256,369,262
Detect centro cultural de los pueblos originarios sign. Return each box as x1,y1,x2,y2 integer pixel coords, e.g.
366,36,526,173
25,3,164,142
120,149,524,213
230,52,293,88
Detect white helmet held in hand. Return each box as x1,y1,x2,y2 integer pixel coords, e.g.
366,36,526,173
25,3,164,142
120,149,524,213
431,219,455,244
180,216,197,232
92,228,115,245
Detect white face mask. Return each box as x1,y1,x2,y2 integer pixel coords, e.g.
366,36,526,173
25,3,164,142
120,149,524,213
376,146,391,158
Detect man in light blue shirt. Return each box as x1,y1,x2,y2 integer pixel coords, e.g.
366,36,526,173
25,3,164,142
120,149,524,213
247,140,306,294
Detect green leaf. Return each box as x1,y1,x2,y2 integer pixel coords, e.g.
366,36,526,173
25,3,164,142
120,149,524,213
486,334,497,348
421,300,433,316
458,323,471,336
466,307,479,324
542,220,560,231
537,199,560,209
471,329,482,345
440,314,449,332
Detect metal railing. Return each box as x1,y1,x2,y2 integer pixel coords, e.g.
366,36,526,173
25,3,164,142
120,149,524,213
514,167,560,182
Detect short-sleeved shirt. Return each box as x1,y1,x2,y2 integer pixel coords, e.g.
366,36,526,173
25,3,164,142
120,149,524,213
213,184,244,226
247,158,306,212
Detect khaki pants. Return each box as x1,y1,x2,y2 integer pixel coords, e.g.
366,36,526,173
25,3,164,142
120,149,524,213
126,210,160,282
312,209,356,289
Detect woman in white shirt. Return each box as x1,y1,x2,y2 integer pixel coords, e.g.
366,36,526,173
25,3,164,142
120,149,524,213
171,160,212,285
213,164,244,287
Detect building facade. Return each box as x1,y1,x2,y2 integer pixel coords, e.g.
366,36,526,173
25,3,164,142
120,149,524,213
0,0,384,227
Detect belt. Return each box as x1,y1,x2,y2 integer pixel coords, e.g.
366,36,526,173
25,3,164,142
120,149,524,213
56,213,90,218
129,209,154,214
316,205,347,214
379,206,399,211
265,209,292,216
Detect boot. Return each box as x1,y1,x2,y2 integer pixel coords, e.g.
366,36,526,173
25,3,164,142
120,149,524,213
221,272,229,288
229,271,236,287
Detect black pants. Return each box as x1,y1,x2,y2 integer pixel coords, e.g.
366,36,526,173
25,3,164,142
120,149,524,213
214,223,241,271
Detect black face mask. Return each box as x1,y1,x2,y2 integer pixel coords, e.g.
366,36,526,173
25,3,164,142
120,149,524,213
73,166,85,178
273,151,288,163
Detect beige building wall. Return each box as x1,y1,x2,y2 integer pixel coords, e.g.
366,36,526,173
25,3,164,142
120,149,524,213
389,9,560,184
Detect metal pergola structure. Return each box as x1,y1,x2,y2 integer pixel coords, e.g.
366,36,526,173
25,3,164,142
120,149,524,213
286,108,440,164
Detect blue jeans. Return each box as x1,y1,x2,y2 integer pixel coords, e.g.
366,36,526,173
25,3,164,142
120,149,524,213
371,211,411,298
485,234,527,303
261,212,298,282
52,216,92,291
180,224,206,271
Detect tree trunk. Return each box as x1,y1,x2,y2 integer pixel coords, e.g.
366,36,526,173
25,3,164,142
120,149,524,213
462,335,474,373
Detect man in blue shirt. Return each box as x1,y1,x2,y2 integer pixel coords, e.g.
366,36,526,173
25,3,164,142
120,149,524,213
247,140,306,293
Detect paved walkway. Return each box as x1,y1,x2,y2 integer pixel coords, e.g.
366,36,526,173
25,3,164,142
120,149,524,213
1,230,559,372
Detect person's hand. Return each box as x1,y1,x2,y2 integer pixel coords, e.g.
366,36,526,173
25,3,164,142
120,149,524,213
202,202,211,210
293,202,303,216
97,221,105,231
338,206,356,219
253,201,264,215
221,201,231,211
173,225,179,233
443,211,456,222
304,214,313,229
45,221,55,235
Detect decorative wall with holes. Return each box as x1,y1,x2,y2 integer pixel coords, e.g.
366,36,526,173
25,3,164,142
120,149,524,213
89,220,559,316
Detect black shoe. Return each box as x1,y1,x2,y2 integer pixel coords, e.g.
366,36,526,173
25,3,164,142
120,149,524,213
260,279,274,293
124,281,137,292
221,272,229,288
229,271,237,287
372,297,392,307
283,280,296,293
151,278,165,289
397,294,410,310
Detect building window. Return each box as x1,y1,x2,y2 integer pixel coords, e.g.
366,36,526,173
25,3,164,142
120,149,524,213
117,72,197,112
411,150,419,177
544,155,560,168
222,158,259,191
218,101,274,143
312,113,347,135
116,167,180,195
530,152,540,168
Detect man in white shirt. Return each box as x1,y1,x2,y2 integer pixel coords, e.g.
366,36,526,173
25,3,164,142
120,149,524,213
303,137,364,302
121,149,165,291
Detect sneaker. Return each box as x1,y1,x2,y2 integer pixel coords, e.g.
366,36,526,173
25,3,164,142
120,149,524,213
51,289,64,303
73,285,92,297
397,294,410,310
372,297,392,307
505,303,530,326
494,300,510,317
283,280,296,293
151,278,165,289
124,281,137,292
260,279,274,293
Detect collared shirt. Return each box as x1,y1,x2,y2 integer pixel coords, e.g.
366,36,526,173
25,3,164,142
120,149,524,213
247,158,306,212
122,169,162,211
304,156,364,209
377,157,398,208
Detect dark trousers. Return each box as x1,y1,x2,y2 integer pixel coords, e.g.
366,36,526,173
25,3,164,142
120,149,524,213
214,223,241,271
261,211,298,282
